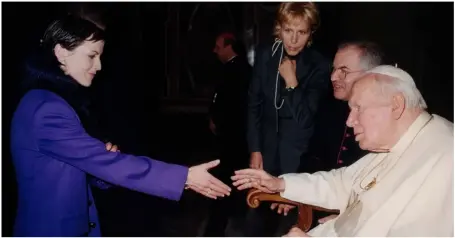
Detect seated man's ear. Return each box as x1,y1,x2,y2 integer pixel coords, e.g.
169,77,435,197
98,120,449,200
391,93,405,120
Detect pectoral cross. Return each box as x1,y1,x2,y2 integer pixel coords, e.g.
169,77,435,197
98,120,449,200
362,177,377,191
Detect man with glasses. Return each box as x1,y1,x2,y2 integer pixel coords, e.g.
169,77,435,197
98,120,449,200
312,41,385,171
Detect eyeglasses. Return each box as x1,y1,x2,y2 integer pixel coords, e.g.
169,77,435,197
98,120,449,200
331,66,364,80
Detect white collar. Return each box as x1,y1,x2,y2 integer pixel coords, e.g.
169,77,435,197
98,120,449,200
227,55,237,63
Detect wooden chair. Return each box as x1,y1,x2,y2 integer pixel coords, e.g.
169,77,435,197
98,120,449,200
246,188,339,232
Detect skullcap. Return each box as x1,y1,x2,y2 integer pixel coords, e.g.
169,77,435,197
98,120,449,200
366,65,416,87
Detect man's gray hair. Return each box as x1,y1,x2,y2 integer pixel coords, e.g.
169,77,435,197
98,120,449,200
367,65,428,110
338,41,384,70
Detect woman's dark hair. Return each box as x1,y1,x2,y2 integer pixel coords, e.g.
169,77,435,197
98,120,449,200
41,14,105,52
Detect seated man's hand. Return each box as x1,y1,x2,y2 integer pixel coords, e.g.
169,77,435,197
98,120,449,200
185,159,231,199
105,142,119,152
283,227,310,237
231,168,284,193
318,214,338,224
271,203,296,216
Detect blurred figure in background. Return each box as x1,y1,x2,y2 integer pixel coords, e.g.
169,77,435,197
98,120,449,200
204,31,252,237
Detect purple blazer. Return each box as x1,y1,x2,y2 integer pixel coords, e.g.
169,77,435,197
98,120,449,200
10,89,189,236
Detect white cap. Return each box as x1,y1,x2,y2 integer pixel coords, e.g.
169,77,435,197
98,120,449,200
366,65,427,109
366,65,417,87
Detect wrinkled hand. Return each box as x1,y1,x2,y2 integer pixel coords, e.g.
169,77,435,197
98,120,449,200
318,214,338,224
271,203,296,216
279,58,298,88
105,142,119,152
283,227,310,237
231,168,284,193
249,152,263,170
186,159,231,199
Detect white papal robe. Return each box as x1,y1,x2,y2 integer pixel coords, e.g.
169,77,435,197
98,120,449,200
280,111,453,237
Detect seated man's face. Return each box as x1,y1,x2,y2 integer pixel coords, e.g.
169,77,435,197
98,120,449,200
346,75,394,151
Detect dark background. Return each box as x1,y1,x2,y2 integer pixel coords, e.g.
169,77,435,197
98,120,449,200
2,2,453,236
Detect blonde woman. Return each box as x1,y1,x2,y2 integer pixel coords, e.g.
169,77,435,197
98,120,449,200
245,2,331,236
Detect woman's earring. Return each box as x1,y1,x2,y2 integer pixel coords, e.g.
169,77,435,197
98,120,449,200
307,39,313,47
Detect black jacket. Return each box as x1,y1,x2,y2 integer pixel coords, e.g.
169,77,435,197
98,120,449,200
209,55,252,174
210,55,252,142
247,41,331,174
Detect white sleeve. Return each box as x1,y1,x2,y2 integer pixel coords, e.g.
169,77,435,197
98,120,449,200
279,154,372,210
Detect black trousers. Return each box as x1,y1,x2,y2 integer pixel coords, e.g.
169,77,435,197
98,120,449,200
203,186,249,237
203,136,249,237
243,204,298,237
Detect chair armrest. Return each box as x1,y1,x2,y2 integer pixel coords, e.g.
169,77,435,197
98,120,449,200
246,188,339,232
247,188,339,212
246,188,300,208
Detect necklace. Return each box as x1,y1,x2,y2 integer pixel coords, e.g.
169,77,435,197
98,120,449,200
360,177,376,191
355,153,389,191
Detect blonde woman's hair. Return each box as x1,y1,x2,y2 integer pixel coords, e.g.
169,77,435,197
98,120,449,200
273,2,320,45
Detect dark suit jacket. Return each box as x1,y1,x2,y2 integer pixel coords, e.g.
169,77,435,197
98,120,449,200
210,56,251,142
209,56,252,172
247,41,331,174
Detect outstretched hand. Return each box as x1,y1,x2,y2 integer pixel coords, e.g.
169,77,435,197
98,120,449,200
186,159,231,199
231,168,285,193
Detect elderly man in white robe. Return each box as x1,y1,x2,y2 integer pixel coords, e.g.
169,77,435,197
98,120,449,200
232,65,453,237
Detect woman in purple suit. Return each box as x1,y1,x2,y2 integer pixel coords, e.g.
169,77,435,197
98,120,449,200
10,15,231,237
